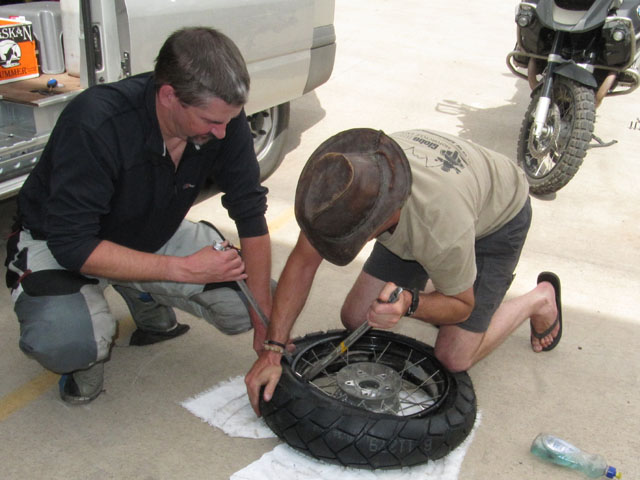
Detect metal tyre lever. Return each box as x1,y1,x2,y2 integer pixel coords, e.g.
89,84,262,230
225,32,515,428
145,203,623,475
213,241,269,329
301,286,404,381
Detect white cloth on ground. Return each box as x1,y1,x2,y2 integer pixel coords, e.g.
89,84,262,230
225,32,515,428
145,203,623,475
182,375,481,480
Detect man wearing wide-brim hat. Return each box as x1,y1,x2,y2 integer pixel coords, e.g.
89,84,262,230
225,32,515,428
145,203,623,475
246,127,563,415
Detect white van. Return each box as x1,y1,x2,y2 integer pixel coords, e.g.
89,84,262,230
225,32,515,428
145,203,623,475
0,0,336,199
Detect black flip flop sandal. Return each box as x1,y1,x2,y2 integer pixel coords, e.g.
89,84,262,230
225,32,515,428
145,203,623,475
531,271,562,352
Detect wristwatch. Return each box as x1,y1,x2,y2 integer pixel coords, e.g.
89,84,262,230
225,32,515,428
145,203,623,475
405,288,420,316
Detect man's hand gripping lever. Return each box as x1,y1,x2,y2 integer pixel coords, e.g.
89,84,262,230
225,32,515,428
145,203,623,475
301,286,404,381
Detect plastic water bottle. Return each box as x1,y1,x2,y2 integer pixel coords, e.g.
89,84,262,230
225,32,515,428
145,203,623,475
530,434,622,479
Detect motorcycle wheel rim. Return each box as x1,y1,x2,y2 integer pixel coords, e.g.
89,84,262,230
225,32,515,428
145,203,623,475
291,331,451,417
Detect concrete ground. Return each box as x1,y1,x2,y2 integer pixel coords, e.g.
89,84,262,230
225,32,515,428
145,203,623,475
1,1,639,478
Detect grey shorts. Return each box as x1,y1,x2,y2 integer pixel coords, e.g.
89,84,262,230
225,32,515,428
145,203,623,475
363,197,532,333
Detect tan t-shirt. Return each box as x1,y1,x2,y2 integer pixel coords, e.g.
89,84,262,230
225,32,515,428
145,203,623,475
377,129,529,296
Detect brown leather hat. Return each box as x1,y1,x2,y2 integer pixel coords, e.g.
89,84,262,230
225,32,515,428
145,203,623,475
295,128,412,266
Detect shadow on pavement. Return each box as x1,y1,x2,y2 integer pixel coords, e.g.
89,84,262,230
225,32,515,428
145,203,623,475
435,74,532,158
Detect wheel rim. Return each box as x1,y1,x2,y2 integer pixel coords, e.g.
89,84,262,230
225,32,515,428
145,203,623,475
291,332,450,417
248,106,278,163
524,83,575,179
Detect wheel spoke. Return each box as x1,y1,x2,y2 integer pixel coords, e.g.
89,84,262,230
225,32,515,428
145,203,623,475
398,354,427,377
396,399,435,415
402,373,443,398
538,156,555,175
533,160,546,176
298,356,315,368
302,340,349,378
310,374,342,398
373,341,392,363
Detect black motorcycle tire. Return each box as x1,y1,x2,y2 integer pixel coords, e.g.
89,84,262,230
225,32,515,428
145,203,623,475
259,330,477,469
517,76,595,195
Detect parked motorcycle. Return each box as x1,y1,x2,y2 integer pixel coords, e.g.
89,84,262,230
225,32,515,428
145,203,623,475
507,0,640,195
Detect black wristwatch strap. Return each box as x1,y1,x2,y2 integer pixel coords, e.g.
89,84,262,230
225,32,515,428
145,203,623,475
405,288,420,316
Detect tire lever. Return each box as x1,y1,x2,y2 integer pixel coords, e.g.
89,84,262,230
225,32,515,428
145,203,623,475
213,241,269,329
301,286,404,381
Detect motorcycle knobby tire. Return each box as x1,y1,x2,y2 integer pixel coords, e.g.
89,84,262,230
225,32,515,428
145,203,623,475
517,76,595,195
259,330,477,469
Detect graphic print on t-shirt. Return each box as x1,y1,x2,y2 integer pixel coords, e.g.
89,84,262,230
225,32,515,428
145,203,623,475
397,130,470,174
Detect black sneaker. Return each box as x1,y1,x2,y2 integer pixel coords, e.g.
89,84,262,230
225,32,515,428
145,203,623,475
129,322,190,346
59,363,104,405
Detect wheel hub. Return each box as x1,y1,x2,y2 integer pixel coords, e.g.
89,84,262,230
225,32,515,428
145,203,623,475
336,362,402,411
528,103,561,160
247,108,276,162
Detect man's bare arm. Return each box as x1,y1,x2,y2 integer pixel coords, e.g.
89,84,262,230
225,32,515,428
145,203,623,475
265,233,323,344
368,283,475,329
245,232,323,415
239,234,273,351
80,239,246,284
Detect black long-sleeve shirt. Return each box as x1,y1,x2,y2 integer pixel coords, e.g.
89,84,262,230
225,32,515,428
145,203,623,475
17,73,268,271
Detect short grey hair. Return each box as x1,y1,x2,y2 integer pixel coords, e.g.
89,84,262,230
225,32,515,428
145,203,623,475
154,27,250,107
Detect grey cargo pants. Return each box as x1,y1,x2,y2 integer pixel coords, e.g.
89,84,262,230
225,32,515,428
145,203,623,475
5,220,252,374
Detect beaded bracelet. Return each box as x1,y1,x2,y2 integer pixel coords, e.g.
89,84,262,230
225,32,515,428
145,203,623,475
263,343,284,354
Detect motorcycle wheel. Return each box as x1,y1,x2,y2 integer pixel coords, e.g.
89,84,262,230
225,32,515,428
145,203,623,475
517,76,595,195
259,329,477,469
